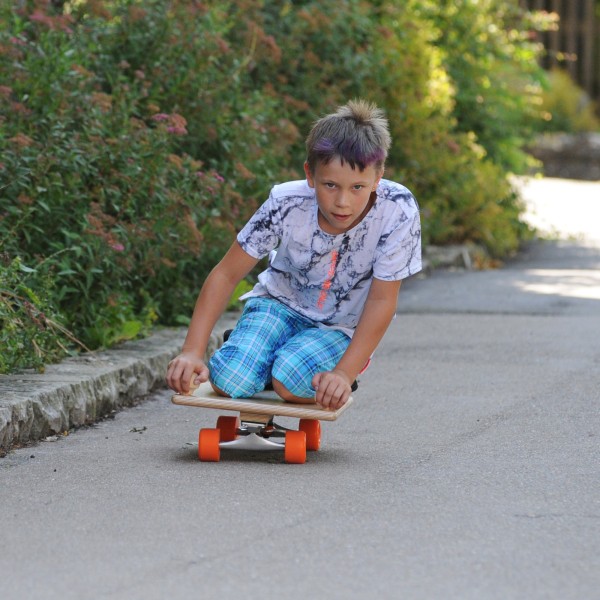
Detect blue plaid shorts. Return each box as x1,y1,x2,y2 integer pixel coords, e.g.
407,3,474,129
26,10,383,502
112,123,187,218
208,297,350,399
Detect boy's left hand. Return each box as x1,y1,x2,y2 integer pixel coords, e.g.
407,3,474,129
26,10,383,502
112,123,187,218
312,369,353,410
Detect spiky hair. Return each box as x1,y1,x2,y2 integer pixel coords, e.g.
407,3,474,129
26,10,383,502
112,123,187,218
305,99,391,173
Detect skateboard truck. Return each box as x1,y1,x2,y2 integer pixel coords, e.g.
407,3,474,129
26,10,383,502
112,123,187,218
217,416,290,454
238,415,288,439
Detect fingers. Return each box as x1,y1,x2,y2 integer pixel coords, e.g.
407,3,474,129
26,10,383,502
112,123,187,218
166,355,208,394
192,364,209,387
186,364,209,394
311,372,323,394
313,371,351,411
166,360,189,394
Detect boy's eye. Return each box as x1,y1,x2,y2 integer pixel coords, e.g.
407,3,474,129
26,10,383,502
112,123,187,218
322,183,365,190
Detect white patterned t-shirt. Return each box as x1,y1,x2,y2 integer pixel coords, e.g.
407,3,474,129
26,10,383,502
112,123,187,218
237,178,422,337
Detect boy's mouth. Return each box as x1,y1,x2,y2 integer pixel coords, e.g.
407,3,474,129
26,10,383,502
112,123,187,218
332,213,351,221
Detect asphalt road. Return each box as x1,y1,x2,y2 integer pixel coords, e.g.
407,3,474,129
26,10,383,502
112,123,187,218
1,178,599,600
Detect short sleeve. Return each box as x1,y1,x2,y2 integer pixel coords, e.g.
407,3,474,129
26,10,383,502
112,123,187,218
373,205,422,281
236,190,283,259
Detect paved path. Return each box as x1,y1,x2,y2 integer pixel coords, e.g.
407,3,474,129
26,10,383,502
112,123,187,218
1,178,599,600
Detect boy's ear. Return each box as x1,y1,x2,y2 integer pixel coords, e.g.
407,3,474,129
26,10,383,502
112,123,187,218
373,167,384,190
304,161,315,187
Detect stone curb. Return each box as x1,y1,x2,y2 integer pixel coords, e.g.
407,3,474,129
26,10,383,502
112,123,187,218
0,244,477,455
528,133,600,181
422,243,486,272
0,314,239,454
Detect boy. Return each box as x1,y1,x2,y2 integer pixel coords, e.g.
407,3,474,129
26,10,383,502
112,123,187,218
166,99,422,410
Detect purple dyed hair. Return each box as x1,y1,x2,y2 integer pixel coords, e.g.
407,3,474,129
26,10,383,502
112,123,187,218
305,100,391,173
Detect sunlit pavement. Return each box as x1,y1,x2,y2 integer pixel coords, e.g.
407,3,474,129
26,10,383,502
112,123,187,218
515,176,600,243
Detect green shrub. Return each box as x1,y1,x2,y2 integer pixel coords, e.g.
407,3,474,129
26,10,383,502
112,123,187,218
0,0,547,372
536,68,600,133
0,3,249,355
0,255,84,372
417,0,553,173
232,0,538,253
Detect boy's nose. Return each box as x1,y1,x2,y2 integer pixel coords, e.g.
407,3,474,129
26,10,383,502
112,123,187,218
335,192,350,207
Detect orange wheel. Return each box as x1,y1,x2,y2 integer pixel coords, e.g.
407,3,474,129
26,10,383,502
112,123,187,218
216,416,240,442
198,428,220,462
284,430,307,464
299,419,321,451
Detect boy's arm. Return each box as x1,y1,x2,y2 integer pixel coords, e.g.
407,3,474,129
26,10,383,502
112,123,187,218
166,241,259,394
313,277,402,409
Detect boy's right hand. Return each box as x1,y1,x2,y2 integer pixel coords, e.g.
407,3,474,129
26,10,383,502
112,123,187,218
166,352,209,395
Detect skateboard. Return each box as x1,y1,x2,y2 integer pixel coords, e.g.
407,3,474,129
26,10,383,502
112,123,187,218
171,381,353,464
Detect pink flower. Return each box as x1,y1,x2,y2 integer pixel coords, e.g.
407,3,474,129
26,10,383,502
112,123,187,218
29,12,46,24
29,11,73,34
167,126,187,135
214,173,225,183
152,113,170,122
110,243,125,252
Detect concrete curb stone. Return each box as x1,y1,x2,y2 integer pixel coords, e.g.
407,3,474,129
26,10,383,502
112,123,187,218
529,133,600,181
0,244,475,455
422,243,486,272
0,314,239,454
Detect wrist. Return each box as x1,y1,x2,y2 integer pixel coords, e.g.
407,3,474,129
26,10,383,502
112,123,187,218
332,368,353,386
180,347,205,360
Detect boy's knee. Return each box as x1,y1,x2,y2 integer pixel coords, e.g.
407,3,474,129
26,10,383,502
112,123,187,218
208,351,265,399
209,367,260,399
210,381,229,397
271,363,315,400
271,378,313,403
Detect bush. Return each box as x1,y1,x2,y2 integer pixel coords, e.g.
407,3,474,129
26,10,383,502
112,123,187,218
536,68,600,133
0,255,85,373
0,0,548,372
418,0,553,173
0,3,250,355
229,0,538,253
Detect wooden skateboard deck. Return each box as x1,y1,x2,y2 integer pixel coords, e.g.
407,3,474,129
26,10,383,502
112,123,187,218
171,381,354,464
171,381,353,421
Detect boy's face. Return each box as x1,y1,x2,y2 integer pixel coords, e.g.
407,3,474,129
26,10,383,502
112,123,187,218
304,157,383,235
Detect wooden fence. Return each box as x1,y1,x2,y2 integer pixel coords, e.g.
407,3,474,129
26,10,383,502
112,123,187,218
523,0,600,102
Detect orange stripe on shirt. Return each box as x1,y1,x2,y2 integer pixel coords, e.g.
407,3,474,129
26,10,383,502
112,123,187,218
317,250,338,310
